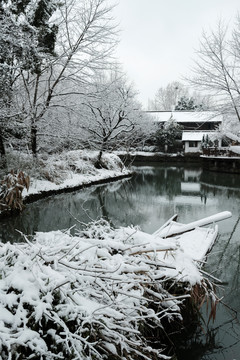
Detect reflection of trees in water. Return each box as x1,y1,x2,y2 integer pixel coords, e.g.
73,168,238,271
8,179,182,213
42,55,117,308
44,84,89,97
195,214,240,360
174,326,220,360
3,164,240,243
1,165,240,241
215,216,240,266
0,178,140,242
200,170,240,207
131,166,184,200
201,183,240,202
0,166,201,242
94,180,150,228
97,166,200,229
231,246,240,291
175,314,240,360
205,215,240,303
200,171,240,189
0,189,102,243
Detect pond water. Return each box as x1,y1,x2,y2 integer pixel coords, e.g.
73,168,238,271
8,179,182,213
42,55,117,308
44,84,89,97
0,163,240,360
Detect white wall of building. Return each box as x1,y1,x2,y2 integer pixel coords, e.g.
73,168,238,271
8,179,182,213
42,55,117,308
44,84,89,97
184,140,202,153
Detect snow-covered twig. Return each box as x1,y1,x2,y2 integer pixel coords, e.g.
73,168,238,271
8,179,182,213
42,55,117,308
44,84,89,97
0,220,217,360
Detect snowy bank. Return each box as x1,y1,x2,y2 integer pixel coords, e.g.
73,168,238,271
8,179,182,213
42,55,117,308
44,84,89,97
22,151,131,200
0,219,220,359
0,151,132,212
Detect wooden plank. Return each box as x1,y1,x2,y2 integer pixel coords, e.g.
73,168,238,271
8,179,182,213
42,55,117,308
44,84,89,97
156,211,232,238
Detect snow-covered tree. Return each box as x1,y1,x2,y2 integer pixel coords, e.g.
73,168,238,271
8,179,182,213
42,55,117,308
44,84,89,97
82,71,144,166
24,0,116,155
1,0,118,158
175,96,203,110
148,82,211,112
148,81,189,111
155,116,183,152
188,17,240,123
0,0,60,159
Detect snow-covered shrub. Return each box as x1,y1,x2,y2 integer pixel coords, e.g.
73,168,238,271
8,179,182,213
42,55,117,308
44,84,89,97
0,219,213,360
0,170,30,211
0,151,38,179
1,150,125,185
38,151,125,183
96,152,124,170
32,151,98,183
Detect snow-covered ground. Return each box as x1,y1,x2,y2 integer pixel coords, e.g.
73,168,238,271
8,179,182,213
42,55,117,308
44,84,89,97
115,150,179,157
18,150,132,200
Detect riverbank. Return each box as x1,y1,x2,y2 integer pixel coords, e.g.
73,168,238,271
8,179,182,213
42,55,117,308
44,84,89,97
201,154,240,174
119,150,240,174
117,150,201,164
22,169,132,203
0,150,133,217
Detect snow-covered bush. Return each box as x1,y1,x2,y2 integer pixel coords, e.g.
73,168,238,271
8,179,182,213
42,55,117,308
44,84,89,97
1,150,125,185
38,151,125,183
0,151,38,179
0,220,216,359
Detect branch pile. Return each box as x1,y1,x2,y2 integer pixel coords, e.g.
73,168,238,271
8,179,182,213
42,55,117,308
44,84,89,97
0,220,216,359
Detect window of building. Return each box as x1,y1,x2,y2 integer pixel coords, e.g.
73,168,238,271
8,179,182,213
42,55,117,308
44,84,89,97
189,141,198,147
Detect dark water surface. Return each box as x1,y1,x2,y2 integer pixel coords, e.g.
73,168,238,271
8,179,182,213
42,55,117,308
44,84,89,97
1,163,240,359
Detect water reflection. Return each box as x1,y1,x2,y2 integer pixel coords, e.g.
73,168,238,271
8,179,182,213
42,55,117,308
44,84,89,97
1,163,240,359
1,163,240,244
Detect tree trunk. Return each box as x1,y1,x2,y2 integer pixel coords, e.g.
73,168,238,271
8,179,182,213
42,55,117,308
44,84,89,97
0,131,6,156
31,125,37,157
95,149,104,169
0,130,7,168
95,143,108,169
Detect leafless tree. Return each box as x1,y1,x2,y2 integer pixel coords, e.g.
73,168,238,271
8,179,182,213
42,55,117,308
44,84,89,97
82,71,146,166
14,0,118,156
148,81,189,110
188,18,240,122
148,81,211,111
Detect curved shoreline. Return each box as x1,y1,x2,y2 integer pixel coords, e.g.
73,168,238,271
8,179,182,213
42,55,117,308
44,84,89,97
0,171,133,219
24,172,133,203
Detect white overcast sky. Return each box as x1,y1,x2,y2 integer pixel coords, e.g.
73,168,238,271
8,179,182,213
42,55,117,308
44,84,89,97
113,0,240,108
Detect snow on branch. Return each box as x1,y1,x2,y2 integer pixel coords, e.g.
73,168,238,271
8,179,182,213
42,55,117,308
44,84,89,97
0,219,216,359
